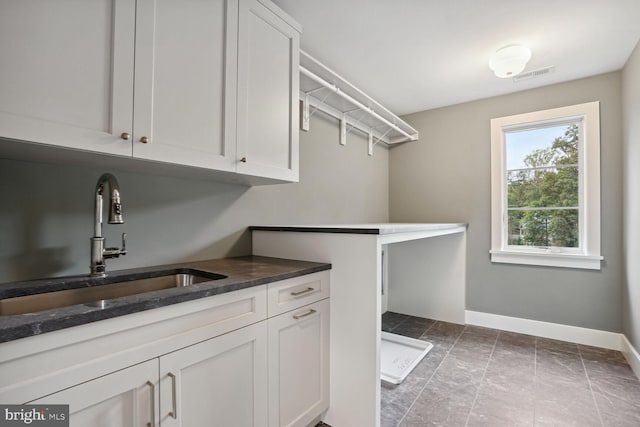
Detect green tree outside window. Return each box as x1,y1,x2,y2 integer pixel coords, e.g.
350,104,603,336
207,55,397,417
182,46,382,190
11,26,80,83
507,123,580,248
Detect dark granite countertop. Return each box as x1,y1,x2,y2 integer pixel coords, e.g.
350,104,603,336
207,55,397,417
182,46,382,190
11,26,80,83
0,256,331,344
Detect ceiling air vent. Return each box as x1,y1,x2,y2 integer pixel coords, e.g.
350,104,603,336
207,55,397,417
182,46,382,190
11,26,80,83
513,66,555,82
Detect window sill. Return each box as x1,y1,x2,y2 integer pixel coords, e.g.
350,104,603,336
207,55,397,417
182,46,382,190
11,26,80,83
490,250,603,270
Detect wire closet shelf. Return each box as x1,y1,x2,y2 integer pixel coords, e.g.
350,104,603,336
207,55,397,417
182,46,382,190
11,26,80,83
299,50,419,155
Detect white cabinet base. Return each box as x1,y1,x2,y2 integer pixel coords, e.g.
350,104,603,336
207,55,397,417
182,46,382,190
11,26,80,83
2,271,330,427
29,359,158,427
268,299,329,427
160,321,268,427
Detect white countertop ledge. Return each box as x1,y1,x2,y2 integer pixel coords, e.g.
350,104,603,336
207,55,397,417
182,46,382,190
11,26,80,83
250,223,467,243
251,223,465,234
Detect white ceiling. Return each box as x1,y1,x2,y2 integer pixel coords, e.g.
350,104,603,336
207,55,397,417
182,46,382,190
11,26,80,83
272,0,640,115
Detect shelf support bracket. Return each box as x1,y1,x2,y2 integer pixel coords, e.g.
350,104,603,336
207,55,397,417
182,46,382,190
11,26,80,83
301,95,310,131
339,108,362,146
300,88,334,132
368,131,374,156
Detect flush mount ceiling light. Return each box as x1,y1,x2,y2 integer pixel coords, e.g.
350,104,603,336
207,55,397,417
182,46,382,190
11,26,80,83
489,44,532,78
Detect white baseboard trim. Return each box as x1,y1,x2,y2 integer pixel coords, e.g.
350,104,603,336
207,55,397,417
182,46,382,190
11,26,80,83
465,310,621,350
621,335,640,379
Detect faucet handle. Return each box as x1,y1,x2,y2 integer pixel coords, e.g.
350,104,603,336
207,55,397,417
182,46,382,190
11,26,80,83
104,233,127,259
120,232,127,256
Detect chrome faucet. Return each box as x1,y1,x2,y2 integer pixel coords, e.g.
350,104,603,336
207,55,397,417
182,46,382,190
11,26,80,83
90,173,127,277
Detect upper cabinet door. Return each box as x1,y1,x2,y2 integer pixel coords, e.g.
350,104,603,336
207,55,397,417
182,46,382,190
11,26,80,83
132,0,238,171
236,0,300,182
0,0,135,156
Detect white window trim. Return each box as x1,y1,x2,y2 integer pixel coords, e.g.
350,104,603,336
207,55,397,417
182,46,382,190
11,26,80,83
490,101,602,270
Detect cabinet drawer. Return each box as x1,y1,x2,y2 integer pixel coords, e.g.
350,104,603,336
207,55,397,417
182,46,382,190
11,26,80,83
267,271,329,317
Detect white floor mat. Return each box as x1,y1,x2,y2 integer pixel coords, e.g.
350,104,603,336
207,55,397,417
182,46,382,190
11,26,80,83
380,331,433,385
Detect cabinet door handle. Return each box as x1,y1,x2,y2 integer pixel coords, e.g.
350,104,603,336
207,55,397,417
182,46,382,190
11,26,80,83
145,380,155,427
290,287,314,297
120,132,130,140
293,309,316,320
140,136,150,144
168,372,178,419
239,157,247,163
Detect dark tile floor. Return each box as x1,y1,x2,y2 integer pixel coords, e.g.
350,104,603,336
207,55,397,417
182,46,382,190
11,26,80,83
381,312,640,427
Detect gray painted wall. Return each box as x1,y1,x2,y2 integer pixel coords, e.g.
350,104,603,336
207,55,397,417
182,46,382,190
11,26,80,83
0,113,389,283
623,40,640,348
390,72,623,332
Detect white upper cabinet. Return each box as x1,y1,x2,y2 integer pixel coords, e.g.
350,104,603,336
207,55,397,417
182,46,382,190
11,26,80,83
237,0,300,182
133,0,238,171
0,0,300,183
0,0,135,156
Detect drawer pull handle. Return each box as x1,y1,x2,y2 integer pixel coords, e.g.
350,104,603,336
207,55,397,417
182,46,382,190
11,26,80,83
290,287,314,297
145,380,155,427
293,309,316,320
168,372,178,419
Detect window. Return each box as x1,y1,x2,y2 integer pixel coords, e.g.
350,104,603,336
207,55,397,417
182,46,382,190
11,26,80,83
490,102,602,269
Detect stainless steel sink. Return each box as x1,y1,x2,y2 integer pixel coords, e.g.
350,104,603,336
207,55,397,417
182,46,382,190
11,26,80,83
0,269,226,316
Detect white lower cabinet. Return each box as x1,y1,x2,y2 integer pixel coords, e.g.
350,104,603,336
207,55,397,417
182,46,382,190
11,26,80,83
29,323,269,427
28,359,159,427
268,299,330,427
5,271,329,427
159,321,268,427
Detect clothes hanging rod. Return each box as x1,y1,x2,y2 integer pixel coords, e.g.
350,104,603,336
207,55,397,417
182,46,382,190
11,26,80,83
299,66,418,142
301,50,417,137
